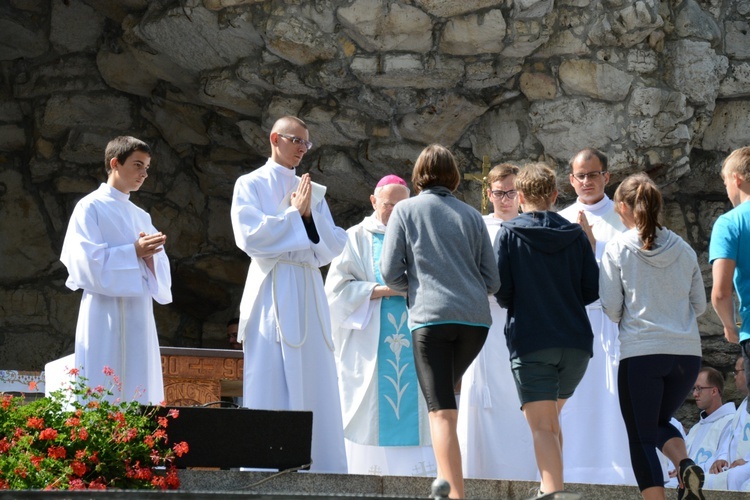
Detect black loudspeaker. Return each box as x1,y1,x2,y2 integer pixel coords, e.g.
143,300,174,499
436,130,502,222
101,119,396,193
155,406,313,470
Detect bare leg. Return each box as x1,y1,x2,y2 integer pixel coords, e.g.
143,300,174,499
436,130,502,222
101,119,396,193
523,399,566,494
661,436,690,488
428,409,464,499
640,486,666,500
661,436,688,472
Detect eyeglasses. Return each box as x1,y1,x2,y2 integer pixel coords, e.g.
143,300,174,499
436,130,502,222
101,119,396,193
277,133,313,150
490,189,518,200
733,368,745,376
692,385,716,393
571,171,607,182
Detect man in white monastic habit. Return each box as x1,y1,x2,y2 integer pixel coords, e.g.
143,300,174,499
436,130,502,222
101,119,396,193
325,175,434,476
557,148,636,485
60,136,171,405
665,367,735,488
456,163,536,481
706,357,750,491
231,116,348,473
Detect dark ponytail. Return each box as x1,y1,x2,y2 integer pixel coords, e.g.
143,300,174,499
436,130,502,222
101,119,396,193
614,173,663,250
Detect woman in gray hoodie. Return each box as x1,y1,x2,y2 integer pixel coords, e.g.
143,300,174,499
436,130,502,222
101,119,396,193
599,173,706,500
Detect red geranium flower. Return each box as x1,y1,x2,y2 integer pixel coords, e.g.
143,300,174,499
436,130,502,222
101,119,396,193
47,446,66,460
39,428,58,440
26,416,44,430
173,441,189,457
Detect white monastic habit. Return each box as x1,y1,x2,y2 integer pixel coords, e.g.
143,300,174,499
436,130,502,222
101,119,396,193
706,398,750,490
325,214,434,476
60,183,171,405
667,402,736,488
673,402,736,480
457,214,537,481
558,195,636,485
231,158,348,474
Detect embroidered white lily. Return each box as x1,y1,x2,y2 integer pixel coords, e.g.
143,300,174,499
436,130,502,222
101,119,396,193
385,333,410,357
383,311,409,419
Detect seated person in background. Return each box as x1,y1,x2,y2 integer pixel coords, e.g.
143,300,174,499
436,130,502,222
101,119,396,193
666,367,736,486
705,356,750,491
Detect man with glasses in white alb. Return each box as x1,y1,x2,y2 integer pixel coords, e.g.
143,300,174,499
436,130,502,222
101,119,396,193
558,148,635,485
666,367,734,489
231,116,348,473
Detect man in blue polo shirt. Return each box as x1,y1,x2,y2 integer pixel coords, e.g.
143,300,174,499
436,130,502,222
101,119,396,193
710,146,750,406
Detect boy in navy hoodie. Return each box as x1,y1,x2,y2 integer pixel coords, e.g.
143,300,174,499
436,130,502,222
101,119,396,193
496,162,599,495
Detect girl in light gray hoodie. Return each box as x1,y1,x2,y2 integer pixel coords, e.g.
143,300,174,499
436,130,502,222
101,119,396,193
600,173,706,500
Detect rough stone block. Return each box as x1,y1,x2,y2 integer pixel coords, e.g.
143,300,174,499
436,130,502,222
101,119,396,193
398,94,484,146
135,3,263,72
718,62,750,98
0,124,26,151
338,1,432,52
440,9,506,55
666,39,728,105
725,21,750,59
520,72,557,100
413,0,503,18
559,60,633,101
0,16,48,60
42,94,133,138
701,99,750,152
50,0,104,53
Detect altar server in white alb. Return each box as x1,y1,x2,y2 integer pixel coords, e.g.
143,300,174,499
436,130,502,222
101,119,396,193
457,163,536,481
231,116,348,473
60,136,171,404
558,147,635,485
326,175,434,476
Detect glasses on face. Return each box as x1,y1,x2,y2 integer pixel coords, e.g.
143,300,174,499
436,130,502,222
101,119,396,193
733,368,745,376
571,171,607,182
692,385,716,393
277,133,313,150
490,189,518,200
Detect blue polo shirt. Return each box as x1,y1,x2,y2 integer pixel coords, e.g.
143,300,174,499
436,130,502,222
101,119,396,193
709,201,750,342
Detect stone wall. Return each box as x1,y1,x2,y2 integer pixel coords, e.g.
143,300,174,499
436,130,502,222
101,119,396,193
1,0,749,418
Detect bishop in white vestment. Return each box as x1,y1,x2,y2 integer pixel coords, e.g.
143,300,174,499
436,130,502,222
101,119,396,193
326,176,434,476
60,137,171,405
231,116,347,473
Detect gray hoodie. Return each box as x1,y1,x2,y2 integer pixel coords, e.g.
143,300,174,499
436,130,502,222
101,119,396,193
599,227,706,360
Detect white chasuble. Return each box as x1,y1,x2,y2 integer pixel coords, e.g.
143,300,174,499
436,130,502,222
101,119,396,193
326,215,432,476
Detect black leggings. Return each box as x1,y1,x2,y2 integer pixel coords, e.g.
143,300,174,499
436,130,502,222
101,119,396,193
412,323,488,411
618,354,701,491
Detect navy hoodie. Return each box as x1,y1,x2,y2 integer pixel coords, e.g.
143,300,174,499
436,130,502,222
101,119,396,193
495,211,599,359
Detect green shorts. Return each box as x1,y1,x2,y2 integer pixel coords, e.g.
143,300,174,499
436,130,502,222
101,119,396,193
511,348,590,408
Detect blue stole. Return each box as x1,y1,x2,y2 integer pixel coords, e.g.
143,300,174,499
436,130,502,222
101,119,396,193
373,233,420,446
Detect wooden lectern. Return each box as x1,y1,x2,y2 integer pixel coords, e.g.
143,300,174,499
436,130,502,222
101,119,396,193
160,347,243,406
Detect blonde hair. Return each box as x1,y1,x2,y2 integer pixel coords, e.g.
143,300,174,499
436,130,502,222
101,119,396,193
487,163,519,185
515,163,557,207
614,173,663,251
722,146,750,181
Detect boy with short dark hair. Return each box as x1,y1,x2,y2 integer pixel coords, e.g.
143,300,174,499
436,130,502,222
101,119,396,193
60,136,171,404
